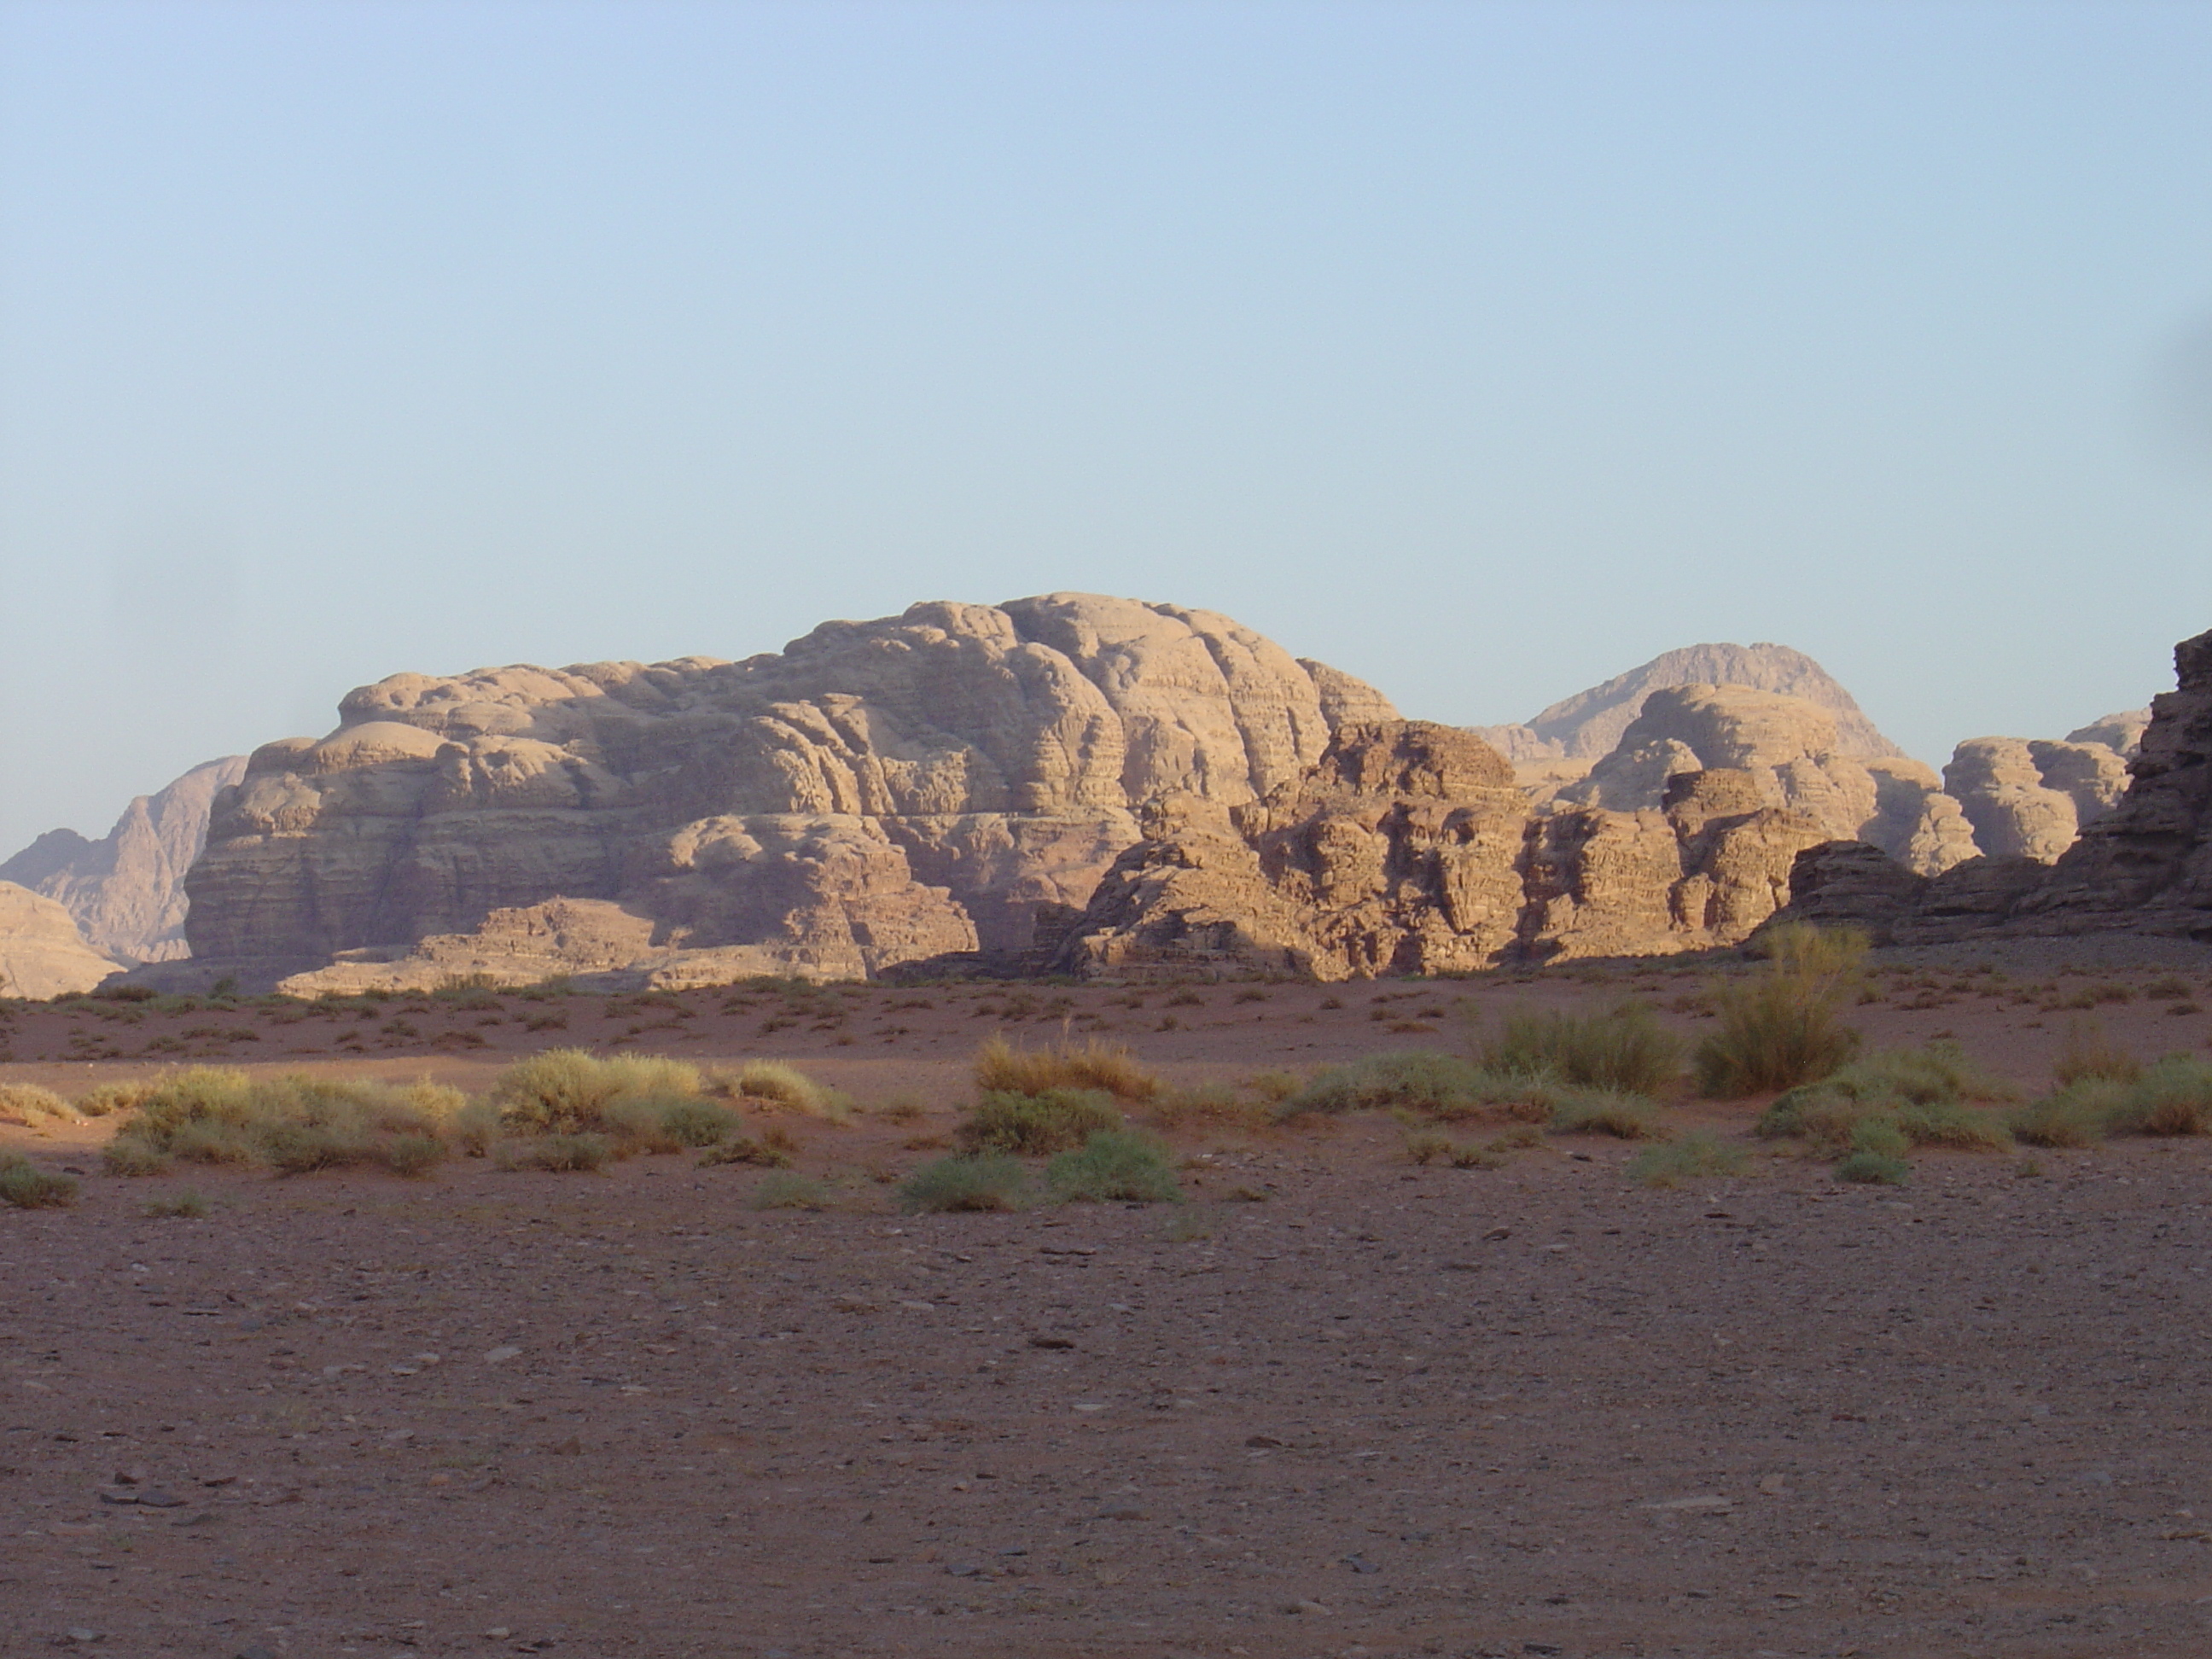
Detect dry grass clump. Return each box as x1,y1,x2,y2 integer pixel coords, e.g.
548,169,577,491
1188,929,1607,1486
1045,1130,1184,1203
1694,924,1866,1097
750,1171,830,1211
2052,1016,2143,1086
1546,1091,1668,1140
723,1060,849,1122
1627,1132,1748,1188
1148,1082,1271,1132
0,1082,81,1126
0,1153,79,1209
106,1068,466,1178
899,1153,1029,1213
2008,1080,2124,1148
1759,1045,2015,1161
497,1133,614,1173
491,1050,704,1134
974,1033,1157,1102
1480,1002,1684,1095
143,1190,212,1220
1282,1052,1557,1121
957,1087,1121,1155
2105,1056,2212,1137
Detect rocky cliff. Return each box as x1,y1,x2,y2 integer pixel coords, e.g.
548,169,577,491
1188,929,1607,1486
1473,641,1906,763
1775,632,2212,944
0,756,247,962
1056,722,1830,979
0,883,125,999
1941,720,2143,864
180,594,1399,990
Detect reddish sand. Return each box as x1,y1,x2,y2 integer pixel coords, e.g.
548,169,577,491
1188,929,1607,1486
6,958,2212,1656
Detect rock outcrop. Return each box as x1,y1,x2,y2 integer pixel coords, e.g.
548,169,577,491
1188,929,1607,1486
1554,684,1976,876
1056,722,1831,980
0,882,125,999
1473,641,1906,763
1773,634,2212,945
185,594,1398,990
0,756,247,962
1942,735,2133,864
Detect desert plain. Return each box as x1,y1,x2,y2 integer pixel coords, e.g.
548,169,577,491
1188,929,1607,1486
6,952,2212,1659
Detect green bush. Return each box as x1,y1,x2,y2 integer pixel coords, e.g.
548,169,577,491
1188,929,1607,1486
1281,1052,1558,1121
1693,924,1866,1097
1627,1131,1748,1188
1894,1100,2011,1152
2009,1080,2122,1148
898,1154,1030,1214
2110,1055,2212,1136
1481,1002,1683,1094
0,1157,79,1209
1850,1117,1912,1161
1547,1090,1667,1140
1835,1149,1910,1185
957,1088,1121,1155
1045,1130,1185,1203
655,1098,741,1148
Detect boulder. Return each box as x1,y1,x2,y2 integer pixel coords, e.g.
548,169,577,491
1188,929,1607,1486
0,882,125,999
1943,736,2129,863
183,594,1396,988
1056,723,1831,980
0,756,247,961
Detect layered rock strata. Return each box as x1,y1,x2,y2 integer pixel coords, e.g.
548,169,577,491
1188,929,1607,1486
1056,722,1831,980
1941,730,2138,864
0,883,125,999
183,594,1398,990
0,756,247,962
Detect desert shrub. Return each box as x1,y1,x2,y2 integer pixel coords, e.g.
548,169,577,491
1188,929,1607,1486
1627,1131,1748,1188
726,1060,848,1121
498,1133,612,1173
1694,925,1867,1097
1149,1083,1269,1132
957,1087,1121,1155
1481,1002,1684,1094
899,1153,1030,1214
0,1083,80,1126
0,1157,78,1209
102,1139,171,1177
1835,1149,1910,1185
1850,1117,1912,1160
108,1069,465,1174
74,1080,154,1118
973,1033,1157,1102
447,1099,504,1157
1822,1042,2015,1106
1447,1142,1508,1170
1547,1090,1667,1140
143,1190,211,1220
1045,1130,1184,1204
655,1098,741,1148
491,1050,705,1133
379,1134,446,1177
1244,1070,1301,1103
2009,1080,2123,1148
2053,1016,2142,1086
1403,1131,1452,1166
750,1171,830,1211
696,1135,794,1169
2110,1055,2212,1136
1895,1100,2011,1152
1281,1051,1558,1121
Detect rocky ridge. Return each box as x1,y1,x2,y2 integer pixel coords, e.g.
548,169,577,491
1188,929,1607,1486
175,594,1399,991
0,882,125,999
1057,721,1830,979
0,756,247,963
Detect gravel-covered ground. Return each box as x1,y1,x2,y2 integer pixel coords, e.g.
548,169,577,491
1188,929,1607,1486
6,958,2212,1657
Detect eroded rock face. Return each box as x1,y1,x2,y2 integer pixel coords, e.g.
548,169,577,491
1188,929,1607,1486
0,882,124,998
1057,723,1831,980
188,594,1396,988
1555,685,1976,876
1944,736,2132,863
1472,641,1907,763
0,757,247,962
1774,633,2212,945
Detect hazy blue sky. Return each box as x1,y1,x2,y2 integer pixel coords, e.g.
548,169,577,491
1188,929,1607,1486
4,0,2210,850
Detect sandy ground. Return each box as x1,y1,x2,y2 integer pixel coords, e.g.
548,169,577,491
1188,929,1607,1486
7,953,2212,1657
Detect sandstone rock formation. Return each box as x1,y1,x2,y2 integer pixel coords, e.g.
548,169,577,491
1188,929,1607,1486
1554,684,1976,876
1473,641,1906,763
1942,734,2134,864
0,882,125,999
0,756,247,962
1056,722,1831,980
1774,635,2212,945
184,595,1398,990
